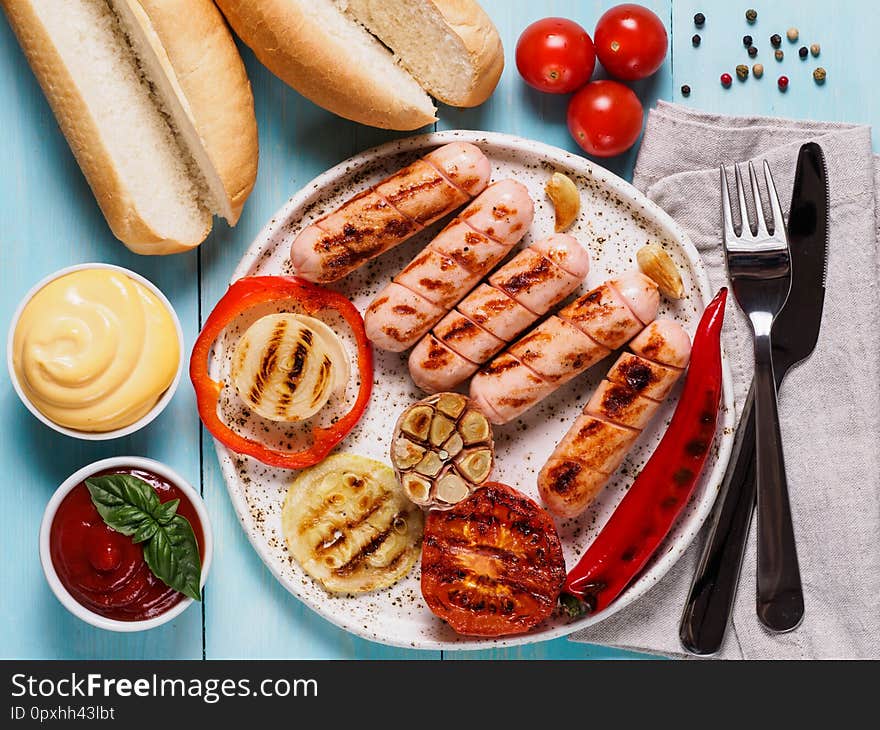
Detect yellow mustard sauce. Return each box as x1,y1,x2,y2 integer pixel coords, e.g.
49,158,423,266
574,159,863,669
12,269,179,431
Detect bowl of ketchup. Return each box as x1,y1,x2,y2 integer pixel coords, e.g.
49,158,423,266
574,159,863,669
40,456,213,631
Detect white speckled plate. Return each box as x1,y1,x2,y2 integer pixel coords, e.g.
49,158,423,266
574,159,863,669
210,130,735,650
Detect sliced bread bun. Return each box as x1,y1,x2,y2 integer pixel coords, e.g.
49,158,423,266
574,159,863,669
215,0,503,130
342,0,504,107
1,0,258,254
214,0,438,131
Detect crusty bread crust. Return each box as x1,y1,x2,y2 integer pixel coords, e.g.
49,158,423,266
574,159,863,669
426,0,504,106
0,0,258,253
1,0,207,253
215,0,438,131
133,0,258,225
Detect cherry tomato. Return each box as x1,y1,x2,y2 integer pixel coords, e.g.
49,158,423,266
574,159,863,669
515,18,596,94
567,80,644,157
421,483,565,637
594,4,668,80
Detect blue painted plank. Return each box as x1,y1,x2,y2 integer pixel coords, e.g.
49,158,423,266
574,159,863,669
0,16,202,659
671,1,878,150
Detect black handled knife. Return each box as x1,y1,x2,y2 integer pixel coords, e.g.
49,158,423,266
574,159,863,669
679,142,829,655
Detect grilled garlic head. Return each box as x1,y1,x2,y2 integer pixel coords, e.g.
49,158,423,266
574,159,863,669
391,393,494,510
231,313,349,422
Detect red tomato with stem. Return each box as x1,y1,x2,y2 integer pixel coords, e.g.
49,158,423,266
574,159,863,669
515,18,596,94
567,80,644,157
594,4,668,80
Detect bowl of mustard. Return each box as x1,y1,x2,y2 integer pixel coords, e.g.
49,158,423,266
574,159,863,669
7,263,184,440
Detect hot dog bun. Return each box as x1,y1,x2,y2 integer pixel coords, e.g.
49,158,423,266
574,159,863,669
214,0,504,131
1,0,258,254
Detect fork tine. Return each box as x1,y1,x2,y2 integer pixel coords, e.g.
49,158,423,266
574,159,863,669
763,160,786,238
720,166,737,242
734,164,752,236
748,161,770,236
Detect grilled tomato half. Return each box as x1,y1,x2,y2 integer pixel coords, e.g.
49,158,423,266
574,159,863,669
421,482,565,636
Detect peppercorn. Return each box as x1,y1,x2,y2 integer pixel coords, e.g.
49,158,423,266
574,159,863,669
694,12,705,28
811,43,821,57
692,34,701,47
771,34,782,48
775,49,784,61
787,27,799,42
746,9,757,23
748,46,758,58
736,64,749,81
743,35,753,47
778,75,789,91
681,84,692,97
799,46,809,59
813,67,827,84
721,73,733,88
753,63,764,78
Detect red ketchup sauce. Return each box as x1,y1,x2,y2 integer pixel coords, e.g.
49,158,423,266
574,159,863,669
50,468,204,621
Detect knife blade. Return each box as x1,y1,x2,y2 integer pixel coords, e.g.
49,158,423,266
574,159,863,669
679,142,829,655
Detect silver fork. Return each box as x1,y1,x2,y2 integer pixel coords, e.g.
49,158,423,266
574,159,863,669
721,161,804,633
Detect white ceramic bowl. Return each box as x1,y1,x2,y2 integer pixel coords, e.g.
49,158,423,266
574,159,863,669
39,456,213,632
6,263,184,440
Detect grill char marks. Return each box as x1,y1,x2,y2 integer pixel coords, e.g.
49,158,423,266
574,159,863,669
421,483,565,636
248,318,287,407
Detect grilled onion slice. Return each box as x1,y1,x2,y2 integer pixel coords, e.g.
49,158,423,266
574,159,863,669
231,313,349,422
281,454,424,594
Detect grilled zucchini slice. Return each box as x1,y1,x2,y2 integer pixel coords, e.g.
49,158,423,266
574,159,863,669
281,454,423,594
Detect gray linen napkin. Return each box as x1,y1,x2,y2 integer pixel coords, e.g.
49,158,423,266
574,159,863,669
570,101,880,659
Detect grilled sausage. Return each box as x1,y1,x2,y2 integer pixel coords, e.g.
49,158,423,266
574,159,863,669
469,271,660,424
538,319,692,519
365,180,534,352
408,233,590,393
291,142,490,283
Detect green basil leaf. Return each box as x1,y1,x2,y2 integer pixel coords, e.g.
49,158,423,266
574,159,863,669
143,515,202,602
154,499,180,526
85,475,161,535
85,474,202,601
131,521,159,544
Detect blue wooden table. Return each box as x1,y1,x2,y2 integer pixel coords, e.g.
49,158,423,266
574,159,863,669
2,0,876,661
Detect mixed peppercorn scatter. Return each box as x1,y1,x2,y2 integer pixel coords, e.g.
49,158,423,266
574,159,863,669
683,10,829,97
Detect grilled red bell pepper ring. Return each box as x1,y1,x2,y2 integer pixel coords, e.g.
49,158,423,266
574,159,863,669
190,275,373,470
561,288,728,616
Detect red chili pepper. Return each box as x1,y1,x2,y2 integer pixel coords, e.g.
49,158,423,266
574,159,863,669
561,288,728,616
189,276,373,470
